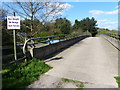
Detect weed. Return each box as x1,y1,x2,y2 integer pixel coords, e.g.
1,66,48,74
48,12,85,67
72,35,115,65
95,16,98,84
76,83,84,88
2,58,52,88
114,76,120,88
61,78,89,88
62,78,88,84
56,81,63,88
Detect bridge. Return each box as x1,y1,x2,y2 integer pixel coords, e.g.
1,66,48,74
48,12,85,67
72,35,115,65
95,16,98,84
2,33,119,88
25,34,119,88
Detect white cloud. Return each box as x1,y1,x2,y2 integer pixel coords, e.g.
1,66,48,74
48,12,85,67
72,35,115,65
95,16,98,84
59,3,72,10
89,9,118,15
45,3,72,17
97,19,118,30
47,3,72,10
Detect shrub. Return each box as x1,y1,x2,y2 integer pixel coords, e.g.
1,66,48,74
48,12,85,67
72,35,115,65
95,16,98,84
114,76,120,88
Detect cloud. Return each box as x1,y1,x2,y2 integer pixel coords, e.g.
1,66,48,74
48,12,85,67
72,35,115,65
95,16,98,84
89,10,118,15
97,19,118,30
59,3,72,10
46,3,72,17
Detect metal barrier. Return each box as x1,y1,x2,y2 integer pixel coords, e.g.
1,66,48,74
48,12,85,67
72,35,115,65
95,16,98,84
22,34,81,55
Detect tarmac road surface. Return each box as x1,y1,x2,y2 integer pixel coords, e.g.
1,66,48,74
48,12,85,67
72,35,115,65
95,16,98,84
28,37,118,88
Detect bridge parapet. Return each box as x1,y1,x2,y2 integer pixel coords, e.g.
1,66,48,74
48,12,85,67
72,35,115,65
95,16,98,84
28,35,90,60
101,33,120,50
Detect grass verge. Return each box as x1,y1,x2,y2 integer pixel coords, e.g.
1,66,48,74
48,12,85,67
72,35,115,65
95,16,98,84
2,58,52,88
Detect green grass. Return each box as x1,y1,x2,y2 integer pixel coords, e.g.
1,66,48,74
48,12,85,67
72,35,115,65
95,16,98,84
2,58,52,88
61,78,89,88
76,83,84,88
62,78,88,84
114,76,120,88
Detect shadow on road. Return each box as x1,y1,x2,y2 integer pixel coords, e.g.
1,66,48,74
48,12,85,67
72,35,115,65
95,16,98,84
40,36,90,61
45,56,63,62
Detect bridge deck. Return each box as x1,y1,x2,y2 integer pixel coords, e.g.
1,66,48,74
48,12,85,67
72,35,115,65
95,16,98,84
29,37,118,88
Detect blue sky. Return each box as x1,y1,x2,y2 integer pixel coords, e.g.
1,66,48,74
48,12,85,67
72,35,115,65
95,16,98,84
2,1,118,30
62,2,118,30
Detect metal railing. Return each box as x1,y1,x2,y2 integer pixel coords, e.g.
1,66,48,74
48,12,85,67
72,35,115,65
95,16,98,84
22,34,81,55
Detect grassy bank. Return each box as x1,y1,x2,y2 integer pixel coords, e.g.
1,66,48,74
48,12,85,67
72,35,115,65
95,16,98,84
2,58,52,88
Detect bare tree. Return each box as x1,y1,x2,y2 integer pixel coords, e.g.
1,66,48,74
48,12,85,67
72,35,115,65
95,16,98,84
3,0,67,37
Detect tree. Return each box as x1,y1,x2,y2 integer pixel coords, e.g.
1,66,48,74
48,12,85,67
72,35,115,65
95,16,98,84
3,1,68,37
1,8,14,45
55,18,71,34
21,19,44,37
74,17,97,37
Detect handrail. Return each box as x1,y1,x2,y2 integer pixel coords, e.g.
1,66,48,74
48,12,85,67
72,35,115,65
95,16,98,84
22,34,76,54
22,33,90,55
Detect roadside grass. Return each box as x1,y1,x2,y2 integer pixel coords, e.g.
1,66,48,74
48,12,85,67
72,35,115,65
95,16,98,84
114,76,120,88
56,78,89,88
62,78,88,88
2,58,52,88
62,78,89,84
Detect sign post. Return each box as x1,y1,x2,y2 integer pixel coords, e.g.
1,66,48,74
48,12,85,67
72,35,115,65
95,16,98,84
13,29,17,60
7,12,20,60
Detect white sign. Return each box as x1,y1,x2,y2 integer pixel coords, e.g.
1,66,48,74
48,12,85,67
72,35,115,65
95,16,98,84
7,16,20,29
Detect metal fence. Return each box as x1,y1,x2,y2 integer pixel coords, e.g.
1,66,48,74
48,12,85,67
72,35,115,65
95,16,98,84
22,34,82,55
3,33,89,66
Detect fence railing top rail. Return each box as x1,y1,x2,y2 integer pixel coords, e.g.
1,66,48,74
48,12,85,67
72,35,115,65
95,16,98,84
22,34,90,54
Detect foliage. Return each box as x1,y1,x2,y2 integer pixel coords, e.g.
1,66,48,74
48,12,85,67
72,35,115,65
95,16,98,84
55,18,71,34
55,78,89,88
34,32,51,42
2,58,52,88
21,19,44,38
114,76,120,88
73,17,98,37
3,2,68,36
73,19,81,31
98,28,119,34
2,29,13,45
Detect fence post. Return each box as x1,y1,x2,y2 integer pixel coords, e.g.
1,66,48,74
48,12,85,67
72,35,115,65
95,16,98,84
59,36,61,42
48,38,51,45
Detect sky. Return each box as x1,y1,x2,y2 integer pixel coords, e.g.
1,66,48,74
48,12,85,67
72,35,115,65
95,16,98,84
61,2,118,30
2,1,119,30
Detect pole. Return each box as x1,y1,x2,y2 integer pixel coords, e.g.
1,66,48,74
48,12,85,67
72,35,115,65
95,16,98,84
13,12,17,60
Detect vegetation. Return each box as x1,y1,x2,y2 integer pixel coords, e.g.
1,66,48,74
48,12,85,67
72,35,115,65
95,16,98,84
1,2,119,89
98,28,119,34
56,78,89,88
55,18,72,34
61,78,88,84
2,58,52,88
114,76,120,88
73,17,98,37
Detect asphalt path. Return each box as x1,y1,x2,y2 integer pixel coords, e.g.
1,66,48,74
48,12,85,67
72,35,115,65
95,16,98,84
46,37,118,88
29,36,118,88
